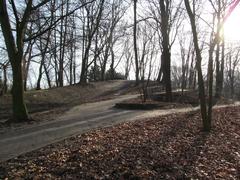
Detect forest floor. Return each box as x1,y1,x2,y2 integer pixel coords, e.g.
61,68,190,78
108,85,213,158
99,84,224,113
0,80,136,126
0,81,239,179
0,105,239,179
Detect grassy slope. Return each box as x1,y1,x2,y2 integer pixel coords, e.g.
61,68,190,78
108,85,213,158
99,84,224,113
0,80,135,122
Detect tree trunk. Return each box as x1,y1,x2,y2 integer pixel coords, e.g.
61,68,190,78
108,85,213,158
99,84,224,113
162,50,172,101
0,0,30,121
92,22,100,82
2,65,8,94
215,42,221,98
43,62,52,88
80,42,90,84
58,1,68,87
11,56,29,121
215,40,225,98
110,42,115,80
101,45,110,81
133,0,139,85
23,40,33,91
219,41,225,97
188,49,195,89
230,75,234,99
69,51,73,85
36,61,44,90
53,28,59,87
58,16,64,87
214,0,226,99
69,17,76,85
184,0,210,131
207,45,214,130
159,0,172,101
80,0,105,84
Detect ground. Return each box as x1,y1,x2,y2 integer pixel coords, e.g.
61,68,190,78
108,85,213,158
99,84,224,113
115,90,233,110
0,80,136,129
0,106,239,179
0,81,239,179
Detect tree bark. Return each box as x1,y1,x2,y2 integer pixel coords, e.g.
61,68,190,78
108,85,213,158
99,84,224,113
159,0,172,101
184,0,210,131
80,0,105,85
101,46,109,81
11,58,29,121
0,0,30,121
133,0,139,85
36,60,44,90
110,38,115,80
43,61,52,88
207,45,214,130
0,64,8,94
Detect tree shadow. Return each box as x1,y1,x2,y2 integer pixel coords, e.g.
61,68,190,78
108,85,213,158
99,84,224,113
149,114,209,178
116,112,210,179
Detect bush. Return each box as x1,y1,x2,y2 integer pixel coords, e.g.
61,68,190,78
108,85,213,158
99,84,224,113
88,65,101,82
105,69,125,80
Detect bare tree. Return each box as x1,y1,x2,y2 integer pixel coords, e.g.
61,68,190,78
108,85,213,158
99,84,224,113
123,39,133,80
79,0,105,85
208,0,227,99
133,0,140,85
35,3,55,90
148,0,183,101
178,32,193,93
0,0,95,122
184,0,210,131
0,60,9,95
0,0,51,121
96,0,126,81
225,47,240,98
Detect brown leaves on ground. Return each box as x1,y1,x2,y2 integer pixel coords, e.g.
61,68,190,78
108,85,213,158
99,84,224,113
0,106,240,179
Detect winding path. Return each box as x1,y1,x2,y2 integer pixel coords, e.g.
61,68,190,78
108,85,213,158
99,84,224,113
0,94,238,162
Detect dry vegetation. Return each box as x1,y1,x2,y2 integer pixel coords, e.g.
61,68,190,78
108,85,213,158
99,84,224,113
0,81,135,123
0,106,239,179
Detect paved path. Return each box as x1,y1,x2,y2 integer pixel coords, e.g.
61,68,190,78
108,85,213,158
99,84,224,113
0,95,238,162
0,95,141,161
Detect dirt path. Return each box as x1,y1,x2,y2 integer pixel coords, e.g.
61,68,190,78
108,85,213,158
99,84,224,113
0,80,136,123
0,80,138,134
0,94,140,161
1,93,239,162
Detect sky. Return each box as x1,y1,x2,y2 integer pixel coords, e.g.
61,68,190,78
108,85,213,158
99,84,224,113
1,1,240,88
224,2,240,42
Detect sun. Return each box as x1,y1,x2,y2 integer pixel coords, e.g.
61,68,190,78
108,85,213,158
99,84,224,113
224,6,240,42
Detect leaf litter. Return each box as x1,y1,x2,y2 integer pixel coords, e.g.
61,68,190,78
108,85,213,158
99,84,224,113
0,106,239,179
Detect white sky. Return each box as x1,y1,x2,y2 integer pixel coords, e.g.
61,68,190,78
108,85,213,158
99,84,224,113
224,5,240,42
2,1,240,87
